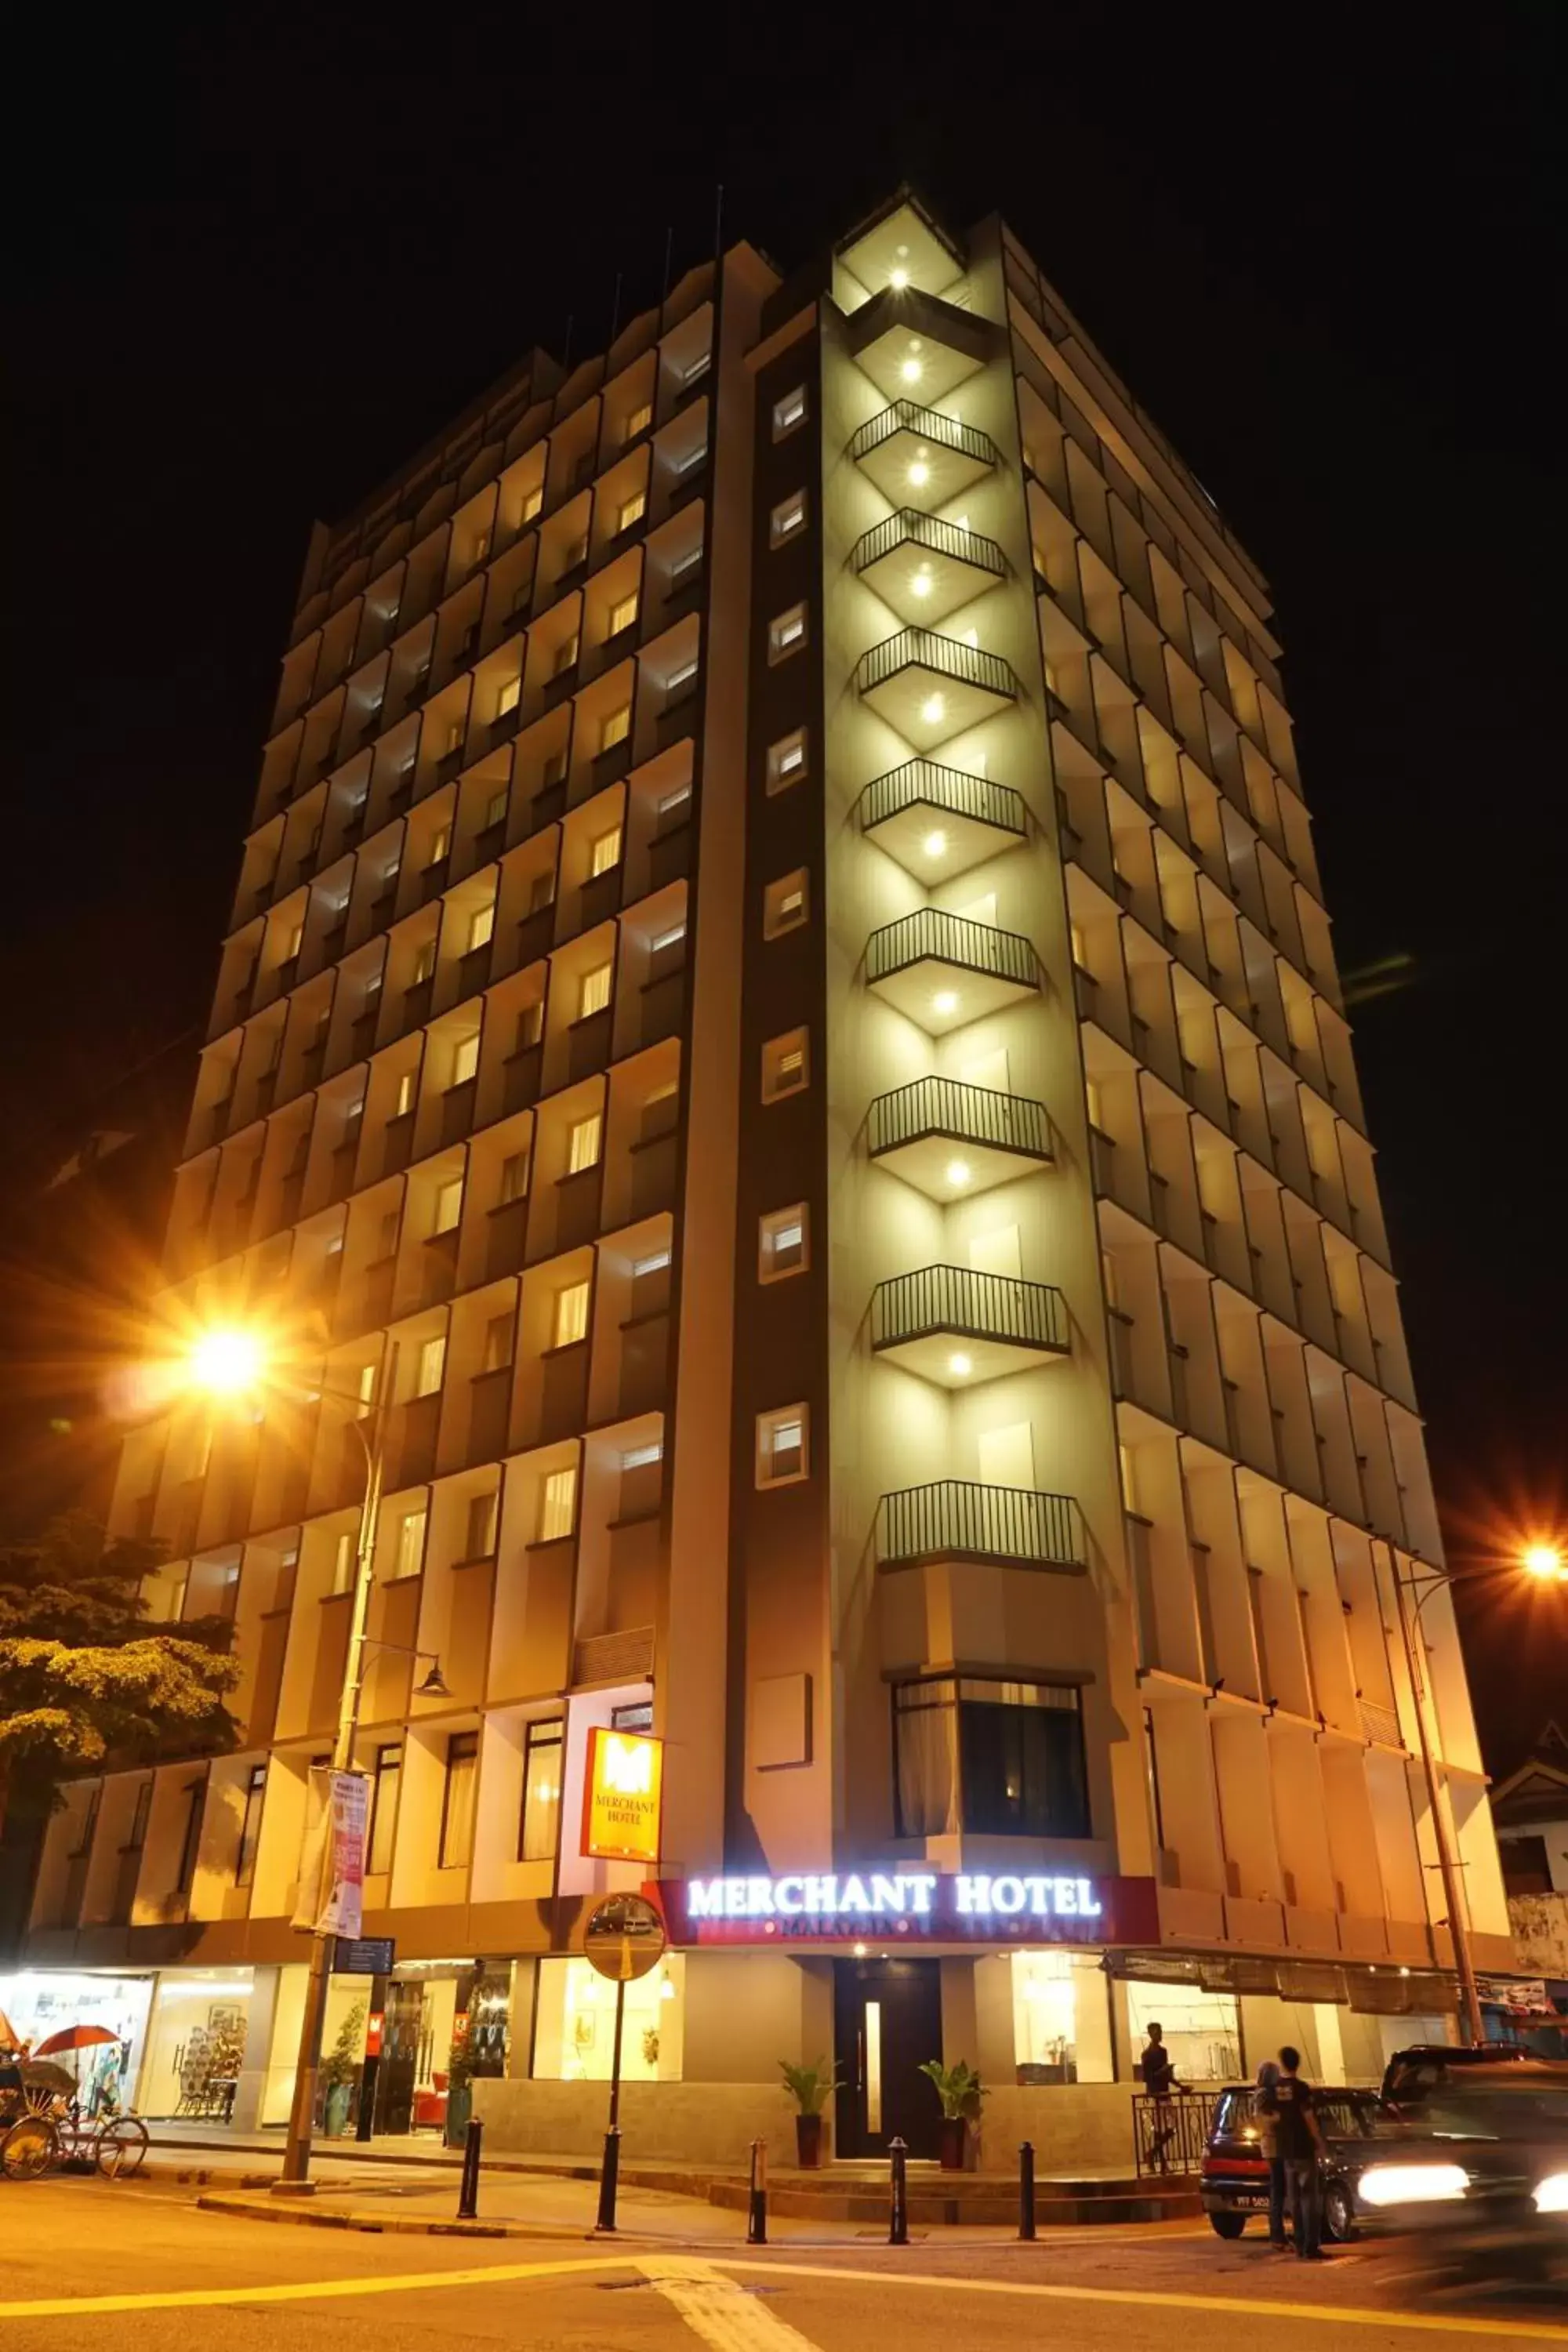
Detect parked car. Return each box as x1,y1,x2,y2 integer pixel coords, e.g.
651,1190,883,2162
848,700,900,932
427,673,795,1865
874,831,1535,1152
1357,2062,1568,2292
1201,2083,1402,2241
1381,2042,1535,2111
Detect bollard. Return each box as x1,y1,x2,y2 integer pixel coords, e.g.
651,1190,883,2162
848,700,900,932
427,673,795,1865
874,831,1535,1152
456,2114,483,2220
1018,2139,1036,2241
888,2134,909,2246
746,2137,768,2245
596,2125,622,2233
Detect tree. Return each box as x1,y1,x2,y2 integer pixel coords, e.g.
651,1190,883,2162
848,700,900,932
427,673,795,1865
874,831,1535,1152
0,1512,239,1838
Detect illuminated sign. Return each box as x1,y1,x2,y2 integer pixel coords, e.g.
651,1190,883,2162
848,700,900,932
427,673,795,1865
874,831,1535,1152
582,1726,664,1864
659,1868,1161,1947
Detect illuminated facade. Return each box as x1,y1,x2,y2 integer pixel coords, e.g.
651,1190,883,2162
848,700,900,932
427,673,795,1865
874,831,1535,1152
19,195,1512,2165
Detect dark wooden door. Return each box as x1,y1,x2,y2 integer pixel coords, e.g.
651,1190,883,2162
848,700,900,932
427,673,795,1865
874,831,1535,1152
833,1957,943,2158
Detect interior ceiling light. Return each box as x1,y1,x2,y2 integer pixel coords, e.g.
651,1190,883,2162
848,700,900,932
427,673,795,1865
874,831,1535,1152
945,1160,971,1188
920,693,946,725
948,1352,973,1377
931,989,959,1016
922,829,948,858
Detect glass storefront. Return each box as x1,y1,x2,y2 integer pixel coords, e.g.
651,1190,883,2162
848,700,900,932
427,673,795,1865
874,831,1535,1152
532,1954,684,2081
1125,1977,1241,2082
1010,1950,1115,2082
0,1969,152,2114
139,1968,256,2118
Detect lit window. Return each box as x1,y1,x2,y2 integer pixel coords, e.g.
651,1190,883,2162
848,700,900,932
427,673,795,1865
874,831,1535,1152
393,1508,426,1580
579,963,612,1019
772,385,808,439
445,720,464,755
481,1311,514,1372
770,490,808,546
366,1744,401,1874
768,604,808,662
415,1335,446,1396
622,1441,663,1471
761,1028,809,1102
590,825,624,877
624,403,653,443
433,1176,464,1233
759,1203,808,1282
551,635,579,678
485,787,509,832
608,591,639,638
412,939,436,985
669,543,702,581
537,1465,577,1543
451,1031,480,1087
439,1733,479,1871
599,704,632,753
616,490,647,533
542,747,568,790
567,1112,603,1173
496,674,521,717
655,782,691,827
282,920,304,962
757,1405,808,1487
764,869,809,938
498,1149,529,1204
466,902,495,953
330,1530,355,1595
466,1487,500,1559
649,920,686,960
553,1279,591,1349
356,1360,378,1407
666,657,699,692
520,1719,564,1860
521,483,544,524
632,1247,671,1278
394,1069,416,1119
767,728,808,793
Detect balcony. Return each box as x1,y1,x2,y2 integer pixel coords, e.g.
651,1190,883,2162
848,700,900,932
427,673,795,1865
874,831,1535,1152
877,1478,1084,1573
867,1074,1051,1200
856,757,1025,882
851,510,1006,625
855,628,1017,750
870,1262,1068,1386
848,397,999,512
865,906,1039,1033
845,283,992,405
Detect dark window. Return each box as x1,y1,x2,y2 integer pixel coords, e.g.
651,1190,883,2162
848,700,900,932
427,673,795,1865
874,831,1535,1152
366,1743,402,1875
893,1677,1090,1840
125,1780,153,1851
1501,1833,1554,1897
173,1779,205,1894
69,1787,101,1860
235,1763,267,1887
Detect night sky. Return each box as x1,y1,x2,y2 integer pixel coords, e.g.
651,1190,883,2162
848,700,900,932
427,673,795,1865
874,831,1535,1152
7,6,1563,1762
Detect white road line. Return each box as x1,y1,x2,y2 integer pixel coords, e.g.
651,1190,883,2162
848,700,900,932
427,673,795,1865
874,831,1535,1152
643,2258,824,2352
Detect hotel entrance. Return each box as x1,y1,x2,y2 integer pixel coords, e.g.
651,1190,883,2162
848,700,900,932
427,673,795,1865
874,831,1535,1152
832,1956,942,2158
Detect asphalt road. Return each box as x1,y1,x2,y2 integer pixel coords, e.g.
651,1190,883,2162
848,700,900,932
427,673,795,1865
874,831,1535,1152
3,2178,1568,2352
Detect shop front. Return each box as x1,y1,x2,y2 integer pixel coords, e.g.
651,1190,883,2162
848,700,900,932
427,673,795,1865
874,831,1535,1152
0,1969,152,2114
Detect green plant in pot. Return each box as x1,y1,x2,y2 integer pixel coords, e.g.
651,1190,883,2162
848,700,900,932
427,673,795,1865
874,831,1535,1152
918,2058,986,2171
780,2056,838,2168
444,2023,475,2148
320,2001,366,2140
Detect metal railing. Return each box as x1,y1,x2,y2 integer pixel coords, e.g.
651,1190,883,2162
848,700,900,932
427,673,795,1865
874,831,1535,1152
851,507,1007,580
1358,1697,1402,1747
868,1074,1049,1162
855,627,1017,703
848,398,1000,469
866,906,1039,990
872,1263,1069,1354
1132,2092,1218,2179
878,1478,1083,1570
856,757,1025,838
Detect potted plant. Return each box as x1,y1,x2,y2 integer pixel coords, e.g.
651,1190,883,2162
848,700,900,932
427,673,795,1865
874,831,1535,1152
321,2001,366,2140
918,2058,986,2171
779,2056,837,2168
445,2023,474,2148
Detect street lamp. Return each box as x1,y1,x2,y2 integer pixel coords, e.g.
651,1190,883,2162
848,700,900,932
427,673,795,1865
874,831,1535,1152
1386,1540,1566,2049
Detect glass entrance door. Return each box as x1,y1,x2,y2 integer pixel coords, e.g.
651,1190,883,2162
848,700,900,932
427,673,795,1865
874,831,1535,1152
832,1957,943,2158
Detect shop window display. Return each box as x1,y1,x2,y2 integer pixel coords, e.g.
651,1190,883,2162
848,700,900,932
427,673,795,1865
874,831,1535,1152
532,1955,684,2082
1010,1951,1116,2083
1125,1980,1240,2083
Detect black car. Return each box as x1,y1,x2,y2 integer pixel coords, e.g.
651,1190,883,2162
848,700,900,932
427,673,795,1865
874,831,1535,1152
1356,2063,1568,2289
1381,2041,1535,2110
1201,2083,1401,2242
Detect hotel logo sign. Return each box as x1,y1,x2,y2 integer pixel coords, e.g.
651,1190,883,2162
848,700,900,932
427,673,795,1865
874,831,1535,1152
582,1726,665,1864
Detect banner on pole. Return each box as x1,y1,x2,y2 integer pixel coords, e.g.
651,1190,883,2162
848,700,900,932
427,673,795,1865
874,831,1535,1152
291,1767,368,1936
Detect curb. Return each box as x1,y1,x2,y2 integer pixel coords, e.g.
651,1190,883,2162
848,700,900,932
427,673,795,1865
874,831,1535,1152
194,2191,657,2241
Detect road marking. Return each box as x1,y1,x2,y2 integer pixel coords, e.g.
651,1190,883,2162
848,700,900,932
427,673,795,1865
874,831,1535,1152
0,2252,632,2322
708,2256,1568,2343
644,2258,822,2352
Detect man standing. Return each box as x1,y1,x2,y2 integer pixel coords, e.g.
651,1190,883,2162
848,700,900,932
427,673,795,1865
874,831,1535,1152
1264,2044,1327,2259
1138,2021,1179,2172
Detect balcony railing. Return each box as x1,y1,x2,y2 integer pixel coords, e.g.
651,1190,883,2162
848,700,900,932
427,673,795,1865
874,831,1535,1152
856,758,1026,839
848,399,1000,470
851,508,1007,581
855,627,1017,702
866,906,1039,989
878,1477,1083,1571
872,1263,1068,1354
868,1074,1050,1161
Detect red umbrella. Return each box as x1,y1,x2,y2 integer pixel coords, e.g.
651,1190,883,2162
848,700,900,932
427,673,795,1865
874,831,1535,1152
32,2026,120,2058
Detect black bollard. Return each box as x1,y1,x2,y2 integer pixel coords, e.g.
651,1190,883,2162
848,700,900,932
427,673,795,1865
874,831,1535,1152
1018,2139,1036,2241
888,2134,909,2246
456,2114,483,2220
746,2137,768,2245
596,2125,622,2233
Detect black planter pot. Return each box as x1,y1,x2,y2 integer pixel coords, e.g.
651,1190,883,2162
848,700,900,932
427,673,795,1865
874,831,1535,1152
938,2115,967,2172
794,2111,824,2168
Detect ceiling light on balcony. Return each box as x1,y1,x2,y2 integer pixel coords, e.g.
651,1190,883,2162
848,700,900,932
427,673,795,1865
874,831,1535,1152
890,267,910,289
909,567,934,599
931,989,959,1017
920,692,946,725
900,357,923,384
948,1352,973,1378
922,829,949,859
907,458,930,488
945,1159,972,1189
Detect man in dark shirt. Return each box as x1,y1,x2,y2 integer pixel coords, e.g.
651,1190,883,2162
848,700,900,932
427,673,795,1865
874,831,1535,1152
1138,2023,1178,2169
1262,2044,1327,2259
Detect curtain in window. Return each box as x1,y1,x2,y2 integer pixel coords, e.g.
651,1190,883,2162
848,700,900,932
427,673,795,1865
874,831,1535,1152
894,1682,959,1836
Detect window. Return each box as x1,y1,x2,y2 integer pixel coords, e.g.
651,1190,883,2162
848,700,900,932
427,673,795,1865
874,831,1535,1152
764,870,809,938
567,1111,603,1173
520,1719,564,1861
412,940,437,985
393,1507,426,1580
427,823,452,867
394,1069,417,1120
537,1465,577,1543
655,781,691,829
612,1700,655,1733
125,1781,152,1851
496,673,521,718
631,1245,671,1279
759,1203,808,1282
608,592,639,639
768,603,808,662
550,634,579,678
366,1744,401,1875
578,962,612,1019
761,1028,809,1102
669,543,702,582
892,1677,1090,1840
615,490,646,533
481,1312,514,1374
770,489,808,546
439,1733,480,1871
433,1176,463,1234
485,786,509,832
553,1279,591,1349
445,720,464,755
466,902,495,954
766,728,808,793
621,1440,662,1472
590,823,623,877
648,920,686,973
666,656,700,695
624,402,653,443
69,1785,101,1860
464,1487,499,1561
498,1149,529,1204
330,1529,355,1595
757,1405,808,1486
415,1334,446,1395
451,1031,480,1087
235,1763,267,1888
173,1778,205,1896
521,482,544,524
772,384,808,439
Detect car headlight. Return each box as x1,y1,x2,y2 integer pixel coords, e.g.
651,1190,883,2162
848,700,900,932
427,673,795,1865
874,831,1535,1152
1358,2161,1469,2208
1533,2173,1568,2215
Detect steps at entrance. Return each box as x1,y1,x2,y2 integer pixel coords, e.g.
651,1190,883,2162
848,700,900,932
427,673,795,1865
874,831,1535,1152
695,2164,1200,2226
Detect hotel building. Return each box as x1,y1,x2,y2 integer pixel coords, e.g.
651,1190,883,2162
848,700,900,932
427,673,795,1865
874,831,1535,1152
12,193,1513,2165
